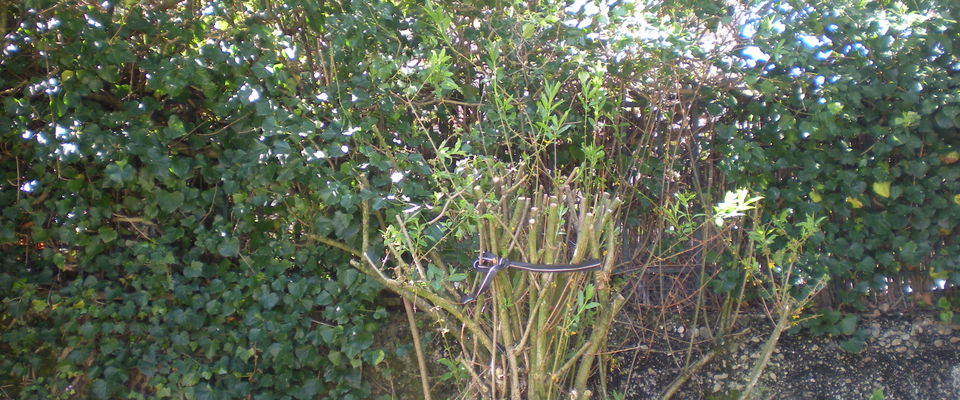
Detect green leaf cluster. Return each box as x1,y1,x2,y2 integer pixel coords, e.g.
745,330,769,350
718,0,960,309
0,1,401,398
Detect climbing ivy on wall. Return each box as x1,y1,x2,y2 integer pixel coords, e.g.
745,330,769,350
718,0,960,305
0,1,412,398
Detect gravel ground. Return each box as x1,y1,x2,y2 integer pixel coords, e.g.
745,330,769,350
606,313,960,400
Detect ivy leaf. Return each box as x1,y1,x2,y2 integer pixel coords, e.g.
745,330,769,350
839,336,865,353
301,379,321,397
332,211,357,239
313,215,333,236
170,158,192,177
872,181,890,198
157,191,184,213
342,269,359,288
288,281,308,298
180,371,199,387
845,197,864,209
31,299,47,312
98,226,118,243
839,314,858,335
316,291,333,306
906,160,928,177
205,300,219,314
267,342,282,358
934,110,955,129
163,115,186,139
371,349,385,365
91,379,109,399
259,292,279,309
809,190,822,203
80,322,97,339
328,350,343,366
941,151,959,165
217,237,240,257
184,261,203,278
105,162,134,183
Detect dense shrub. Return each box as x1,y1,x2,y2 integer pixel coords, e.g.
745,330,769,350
3,0,958,397
0,2,393,398
1,0,730,397
718,1,960,306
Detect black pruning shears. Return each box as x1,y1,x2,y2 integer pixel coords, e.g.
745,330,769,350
460,252,603,304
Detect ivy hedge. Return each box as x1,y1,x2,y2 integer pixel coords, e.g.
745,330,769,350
3,0,960,398
718,0,960,307
0,2,409,398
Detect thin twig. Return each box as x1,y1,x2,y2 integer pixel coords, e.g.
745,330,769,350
403,298,433,400
659,328,751,400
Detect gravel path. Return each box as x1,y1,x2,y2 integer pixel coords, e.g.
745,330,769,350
607,313,960,399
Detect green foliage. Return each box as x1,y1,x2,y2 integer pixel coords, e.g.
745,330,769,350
936,297,960,324
436,358,466,382
4,0,957,397
2,0,670,397
0,1,405,398
806,310,859,337
719,1,960,308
